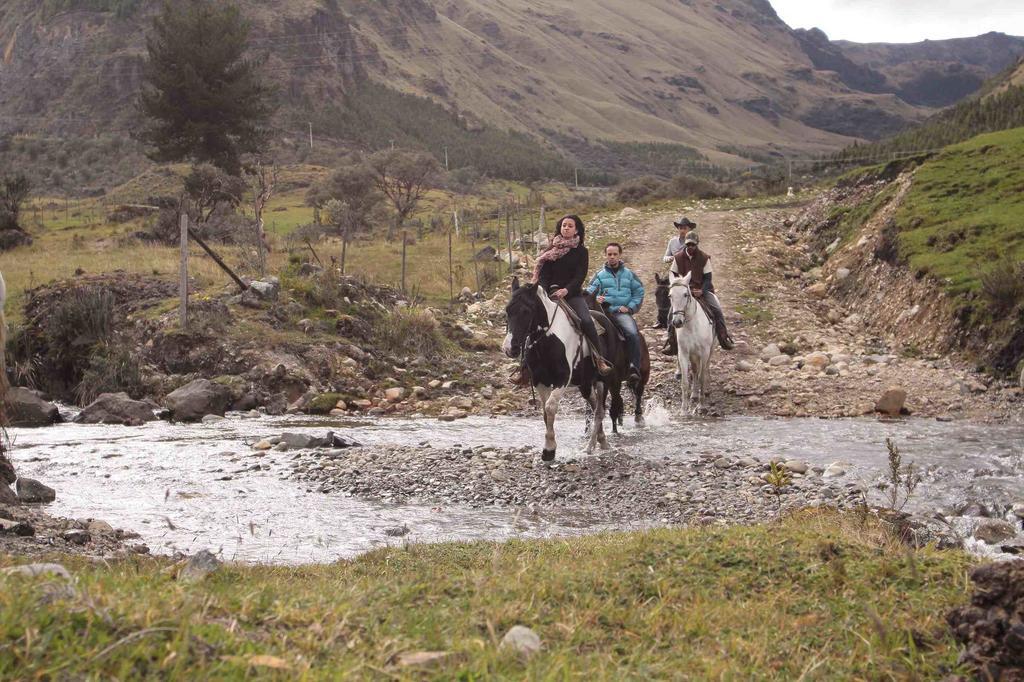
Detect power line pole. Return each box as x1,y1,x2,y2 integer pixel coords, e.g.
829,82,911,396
308,122,313,149
444,146,449,170
574,168,579,188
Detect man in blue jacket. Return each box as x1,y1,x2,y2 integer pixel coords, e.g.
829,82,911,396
586,242,645,383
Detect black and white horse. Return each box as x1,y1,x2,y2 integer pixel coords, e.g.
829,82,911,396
503,279,608,460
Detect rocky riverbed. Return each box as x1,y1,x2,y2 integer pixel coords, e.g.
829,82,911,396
286,443,867,526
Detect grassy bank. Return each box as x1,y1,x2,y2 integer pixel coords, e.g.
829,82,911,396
895,126,1024,295
0,511,972,679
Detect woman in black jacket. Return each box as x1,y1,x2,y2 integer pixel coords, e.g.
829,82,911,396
532,215,611,375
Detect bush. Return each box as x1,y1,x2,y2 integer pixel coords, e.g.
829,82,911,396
981,259,1024,315
75,342,145,406
41,289,115,394
655,173,731,200
370,308,452,359
614,175,664,204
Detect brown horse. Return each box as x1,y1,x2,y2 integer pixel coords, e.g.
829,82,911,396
583,292,650,431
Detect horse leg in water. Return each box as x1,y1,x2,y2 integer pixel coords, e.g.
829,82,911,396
538,385,564,461
609,382,624,434
632,379,645,425
584,381,608,452
676,332,691,415
689,347,705,414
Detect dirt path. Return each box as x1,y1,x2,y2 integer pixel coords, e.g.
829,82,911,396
595,204,1023,421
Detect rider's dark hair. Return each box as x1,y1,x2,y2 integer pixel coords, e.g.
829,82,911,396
605,242,622,253
554,214,585,240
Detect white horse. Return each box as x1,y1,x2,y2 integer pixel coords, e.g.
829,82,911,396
669,272,714,414
503,280,608,460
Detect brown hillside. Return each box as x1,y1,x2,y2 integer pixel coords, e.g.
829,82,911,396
0,0,1020,177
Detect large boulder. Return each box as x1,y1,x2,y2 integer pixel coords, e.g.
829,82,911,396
16,478,55,503
4,388,61,427
874,387,907,416
74,392,158,426
162,379,232,422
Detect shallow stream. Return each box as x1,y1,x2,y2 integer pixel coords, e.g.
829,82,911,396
10,404,1023,564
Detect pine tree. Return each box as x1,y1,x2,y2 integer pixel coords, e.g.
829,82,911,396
137,0,274,176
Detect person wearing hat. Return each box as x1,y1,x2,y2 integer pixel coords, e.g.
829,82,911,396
663,216,697,263
662,229,736,353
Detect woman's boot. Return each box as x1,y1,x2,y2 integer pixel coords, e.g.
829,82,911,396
582,322,613,376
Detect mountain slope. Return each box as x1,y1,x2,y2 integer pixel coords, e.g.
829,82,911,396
837,32,1024,107
1,0,1022,189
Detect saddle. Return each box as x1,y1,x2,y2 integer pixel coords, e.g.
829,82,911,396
553,299,624,342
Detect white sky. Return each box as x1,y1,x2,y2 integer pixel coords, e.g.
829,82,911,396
769,0,1024,43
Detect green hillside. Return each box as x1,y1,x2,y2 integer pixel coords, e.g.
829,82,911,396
894,127,1024,295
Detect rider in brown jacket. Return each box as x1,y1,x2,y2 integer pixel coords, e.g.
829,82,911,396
662,229,735,354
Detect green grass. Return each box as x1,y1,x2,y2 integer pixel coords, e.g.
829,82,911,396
735,289,774,324
0,511,973,679
894,126,1024,295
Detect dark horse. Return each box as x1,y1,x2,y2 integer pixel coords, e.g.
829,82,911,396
654,273,671,329
582,291,650,431
503,278,609,460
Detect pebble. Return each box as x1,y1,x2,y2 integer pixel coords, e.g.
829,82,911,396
501,626,542,657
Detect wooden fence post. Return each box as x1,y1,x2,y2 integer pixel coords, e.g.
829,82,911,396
506,205,513,274
179,213,188,329
448,228,454,301
470,236,480,292
401,230,408,292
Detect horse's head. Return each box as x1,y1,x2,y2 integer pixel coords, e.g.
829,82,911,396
654,273,671,313
503,277,544,357
669,272,693,329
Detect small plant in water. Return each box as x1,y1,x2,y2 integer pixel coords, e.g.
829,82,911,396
765,461,793,518
877,438,921,512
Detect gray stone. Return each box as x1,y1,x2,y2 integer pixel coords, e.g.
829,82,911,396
713,458,733,469
736,360,755,372
973,520,1017,545
248,278,280,300
768,354,792,367
500,625,542,657
0,517,33,536
163,379,232,422
2,563,71,580
180,549,221,582
760,344,780,362
1012,503,1024,520
836,267,851,281
16,478,55,503
278,432,322,450
782,460,808,474
823,462,848,478
4,387,61,427
87,520,114,535
62,529,90,545
201,414,226,424
74,392,158,426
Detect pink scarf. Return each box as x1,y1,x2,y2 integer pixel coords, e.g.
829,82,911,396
531,234,580,284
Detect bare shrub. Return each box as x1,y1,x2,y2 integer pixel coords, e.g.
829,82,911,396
75,342,145,406
614,175,664,204
371,308,452,359
981,259,1024,315
655,173,731,200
